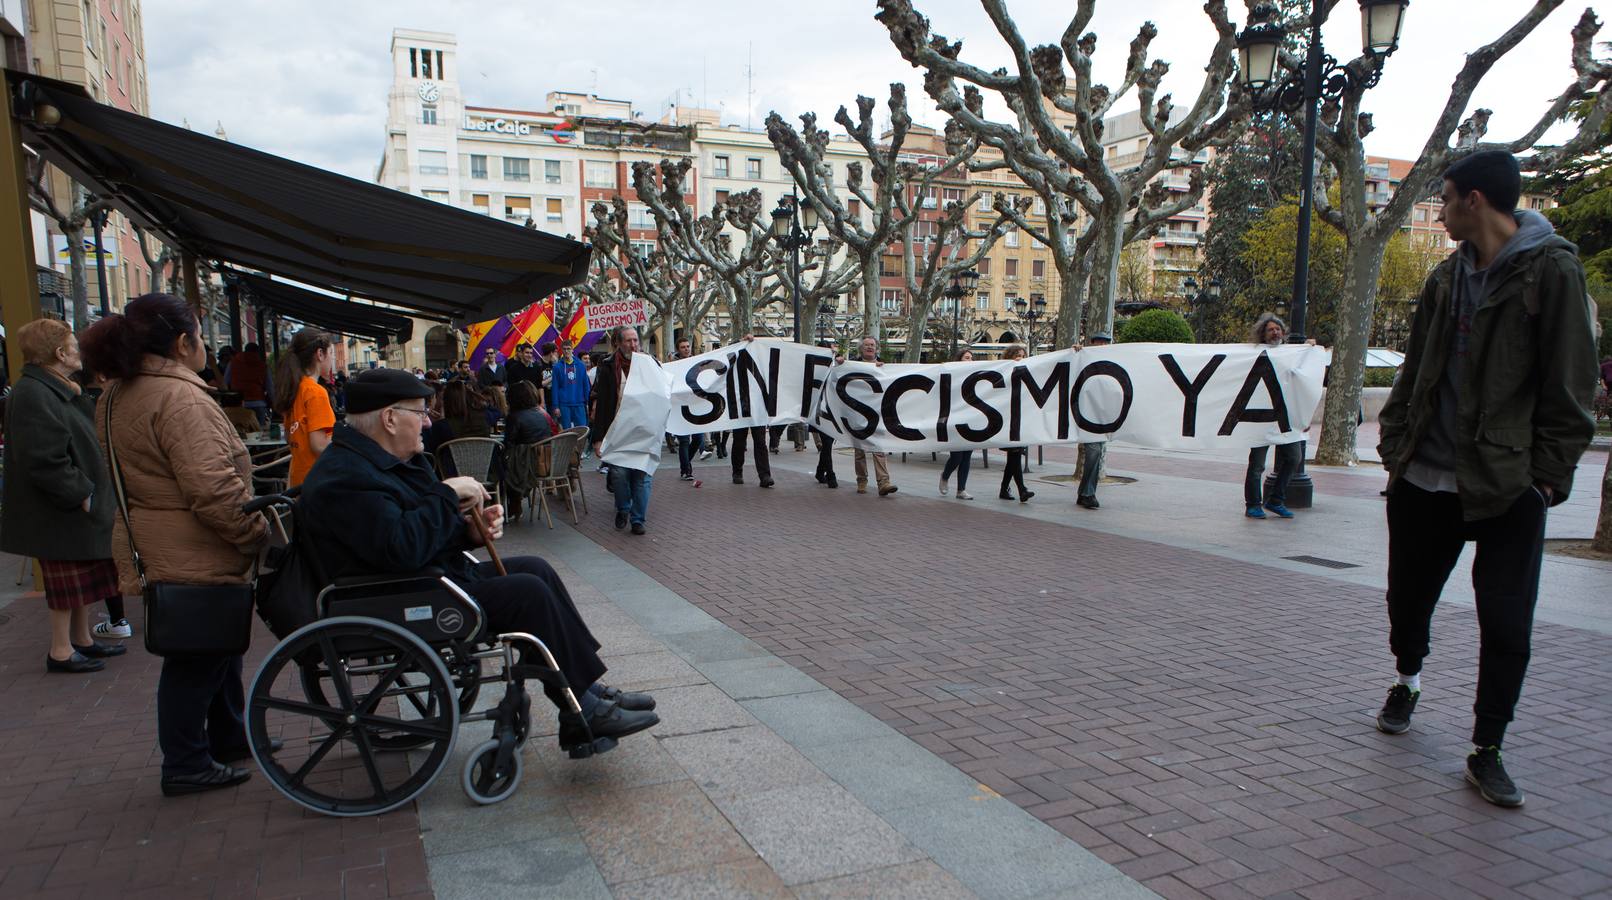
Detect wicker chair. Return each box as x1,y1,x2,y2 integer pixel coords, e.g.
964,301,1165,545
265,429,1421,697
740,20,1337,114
436,437,504,510
530,429,582,528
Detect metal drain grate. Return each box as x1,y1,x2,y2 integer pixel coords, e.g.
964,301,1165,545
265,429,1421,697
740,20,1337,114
1283,555,1361,570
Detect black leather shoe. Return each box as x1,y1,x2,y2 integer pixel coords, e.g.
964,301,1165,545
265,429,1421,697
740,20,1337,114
1076,495,1100,509
630,523,646,535
614,511,628,529
46,652,105,674
558,700,660,748
72,641,127,658
214,739,283,764
759,479,775,489
1020,491,1036,503
161,761,251,797
999,491,1014,500
826,478,839,489
732,474,744,485
594,685,656,711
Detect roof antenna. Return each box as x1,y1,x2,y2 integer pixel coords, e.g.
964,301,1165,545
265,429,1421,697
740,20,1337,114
745,43,754,130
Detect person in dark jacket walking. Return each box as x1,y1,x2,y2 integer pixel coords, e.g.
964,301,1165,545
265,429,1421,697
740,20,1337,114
0,319,127,673
1374,151,1598,809
298,368,659,747
591,327,656,533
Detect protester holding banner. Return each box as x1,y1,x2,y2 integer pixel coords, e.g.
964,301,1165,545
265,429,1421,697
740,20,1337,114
730,335,775,489
670,339,704,481
851,337,897,497
997,345,1034,503
1075,334,1112,510
593,327,655,534
1243,314,1304,520
939,348,977,500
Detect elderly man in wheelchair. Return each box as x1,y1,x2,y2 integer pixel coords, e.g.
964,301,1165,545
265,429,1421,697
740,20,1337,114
244,368,657,814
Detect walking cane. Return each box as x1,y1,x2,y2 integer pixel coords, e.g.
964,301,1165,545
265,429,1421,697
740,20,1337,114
468,502,508,577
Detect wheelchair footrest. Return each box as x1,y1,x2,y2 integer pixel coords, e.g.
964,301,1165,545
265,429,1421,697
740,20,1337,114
566,736,618,760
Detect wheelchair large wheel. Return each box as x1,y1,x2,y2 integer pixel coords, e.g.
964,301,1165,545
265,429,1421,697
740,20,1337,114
297,645,481,752
248,616,459,817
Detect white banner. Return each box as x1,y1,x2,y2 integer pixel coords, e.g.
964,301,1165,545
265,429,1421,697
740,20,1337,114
599,352,669,472
585,299,650,332
604,339,1326,458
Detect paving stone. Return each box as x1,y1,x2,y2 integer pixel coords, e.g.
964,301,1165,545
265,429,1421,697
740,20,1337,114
530,729,690,797
793,859,979,899
741,691,896,748
697,655,827,700
660,626,772,663
642,682,759,737
566,780,754,885
798,734,989,813
427,833,610,900
597,649,708,692
661,725,830,798
609,858,792,900
712,781,926,886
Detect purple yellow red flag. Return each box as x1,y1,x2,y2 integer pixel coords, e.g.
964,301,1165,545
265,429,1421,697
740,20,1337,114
500,298,555,357
464,316,514,368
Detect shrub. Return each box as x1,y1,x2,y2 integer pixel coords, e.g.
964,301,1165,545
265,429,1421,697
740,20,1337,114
1117,309,1195,344
1363,367,1397,388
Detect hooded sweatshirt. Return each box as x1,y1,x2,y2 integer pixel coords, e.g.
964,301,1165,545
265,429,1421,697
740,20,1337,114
1407,210,1558,491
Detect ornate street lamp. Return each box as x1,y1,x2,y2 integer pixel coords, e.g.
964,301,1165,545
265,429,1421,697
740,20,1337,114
771,192,820,344
1183,275,1222,342
943,268,979,359
1235,0,1409,344
1012,295,1048,353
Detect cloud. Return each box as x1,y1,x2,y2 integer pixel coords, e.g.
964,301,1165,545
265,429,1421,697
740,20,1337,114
146,0,1597,182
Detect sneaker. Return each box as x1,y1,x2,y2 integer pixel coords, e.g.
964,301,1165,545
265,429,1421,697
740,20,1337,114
1246,505,1267,519
680,473,694,482
939,477,948,496
1466,746,1524,808
956,490,973,500
614,511,628,530
597,463,608,474
1264,503,1295,519
1376,684,1418,735
698,449,713,460
93,617,132,640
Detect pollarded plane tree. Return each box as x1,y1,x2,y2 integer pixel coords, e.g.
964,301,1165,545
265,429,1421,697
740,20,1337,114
583,196,705,353
1293,2,1612,465
766,206,865,346
875,0,1250,342
766,84,980,342
632,159,781,340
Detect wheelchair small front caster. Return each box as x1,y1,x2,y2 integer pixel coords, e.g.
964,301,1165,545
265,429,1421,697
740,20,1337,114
462,738,523,805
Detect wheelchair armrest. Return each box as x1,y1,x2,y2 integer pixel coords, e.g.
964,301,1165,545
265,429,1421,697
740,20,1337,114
330,567,446,588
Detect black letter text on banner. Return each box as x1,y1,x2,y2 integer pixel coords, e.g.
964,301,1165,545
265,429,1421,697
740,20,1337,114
1158,353,1226,438
1218,352,1292,435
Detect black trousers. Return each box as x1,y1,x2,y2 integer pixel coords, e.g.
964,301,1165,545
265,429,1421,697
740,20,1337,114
769,424,806,451
158,654,247,776
463,557,606,708
999,448,1028,497
731,426,772,481
1386,481,1548,748
814,429,837,484
942,450,972,491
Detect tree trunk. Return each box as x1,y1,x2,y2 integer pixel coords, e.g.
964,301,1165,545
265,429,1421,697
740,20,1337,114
902,297,934,362
1085,211,1125,338
1315,231,1389,466
661,312,675,358
1056,262,1088,346
1594,449,1612,554
860,261,881,341
65,224,89,331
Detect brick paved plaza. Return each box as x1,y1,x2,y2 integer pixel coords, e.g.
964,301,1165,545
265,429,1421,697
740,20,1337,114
0,440,1608,898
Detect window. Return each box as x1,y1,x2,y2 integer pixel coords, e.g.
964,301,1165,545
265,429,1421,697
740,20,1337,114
629,203,655,230
630,240,656,259
545,160,562,184
879,289,902,312
417,150,448,175
976,258,990,275
470,155,488,179
504,196,531,222
1004,230,1019,248
978,193,993,212
942,187,963,205
975,293,991,311
421,48,433,79
436,50,445,81
504,158,530,182
848,199,861,218
879,256,901,277
421,190,449,203
585,161,615,188
471,194,490,215
1032,260,1045,278
1004,259,1018,277
421,104,437,125
546,197,564,223
920,188,937,209
1032,197,1045,215
746,158,762,180
715,189,730,205
713,155,729,178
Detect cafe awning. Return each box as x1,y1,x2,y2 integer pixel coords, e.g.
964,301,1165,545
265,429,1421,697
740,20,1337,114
232,272,414,344
7,70,592,326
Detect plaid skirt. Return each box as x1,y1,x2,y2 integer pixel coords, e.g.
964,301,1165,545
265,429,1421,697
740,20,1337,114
39,559,122,611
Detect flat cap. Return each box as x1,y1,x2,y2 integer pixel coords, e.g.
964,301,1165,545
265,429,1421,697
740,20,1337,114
344,367,435,414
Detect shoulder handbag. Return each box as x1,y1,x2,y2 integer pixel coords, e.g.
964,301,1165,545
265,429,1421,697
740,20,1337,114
103,385,256,657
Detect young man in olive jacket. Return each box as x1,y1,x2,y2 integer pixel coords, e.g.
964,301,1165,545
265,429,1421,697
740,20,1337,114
1374,151,1598,808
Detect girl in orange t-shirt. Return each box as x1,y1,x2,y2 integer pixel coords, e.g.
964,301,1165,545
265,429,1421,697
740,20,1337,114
271,329,336,487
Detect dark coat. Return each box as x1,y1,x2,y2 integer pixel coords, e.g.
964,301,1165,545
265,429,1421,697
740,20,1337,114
503,407,555,447
298,424,479,584
0,365,114,560
590,355,628,441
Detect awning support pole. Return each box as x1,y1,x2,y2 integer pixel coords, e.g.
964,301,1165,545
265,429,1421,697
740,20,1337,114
226,279,242,349
1,84,42,385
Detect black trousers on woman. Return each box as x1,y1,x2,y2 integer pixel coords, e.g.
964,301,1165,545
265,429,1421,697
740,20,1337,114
462,557,606,708
158,654,248,777
999,448,1028,498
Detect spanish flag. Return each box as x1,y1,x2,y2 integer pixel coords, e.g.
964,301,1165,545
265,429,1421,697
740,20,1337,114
499,298,555,357
561,305,588,348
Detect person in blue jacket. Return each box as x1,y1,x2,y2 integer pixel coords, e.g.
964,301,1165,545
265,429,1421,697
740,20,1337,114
551,339,591,431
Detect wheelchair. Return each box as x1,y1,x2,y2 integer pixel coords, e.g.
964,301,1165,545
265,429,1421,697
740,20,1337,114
239,493,620,817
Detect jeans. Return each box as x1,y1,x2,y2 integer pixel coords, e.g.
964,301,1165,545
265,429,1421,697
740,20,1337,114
610,466,652,525
1245,442,1303,508
1386,481,1547,747
158,654,247,776
941,450,972,491
1077,442,1105,499
731,426,772,482
676,434,704,477
558,404,588,430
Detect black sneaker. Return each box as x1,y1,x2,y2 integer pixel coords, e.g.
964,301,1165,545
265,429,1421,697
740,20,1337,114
1467,746,1524,808
614,511,628,530
1376,684,1418,735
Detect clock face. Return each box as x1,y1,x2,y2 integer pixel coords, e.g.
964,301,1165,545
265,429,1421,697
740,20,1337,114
418,82,440,103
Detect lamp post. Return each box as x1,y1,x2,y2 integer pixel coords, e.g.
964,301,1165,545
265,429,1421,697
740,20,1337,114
771,190,820,345
1182,275,1222,342
1011,295,1048,353
942,269,979,359
1235,0,1408,343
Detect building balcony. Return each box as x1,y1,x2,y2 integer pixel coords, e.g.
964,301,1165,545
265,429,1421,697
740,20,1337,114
1157,232,1201,246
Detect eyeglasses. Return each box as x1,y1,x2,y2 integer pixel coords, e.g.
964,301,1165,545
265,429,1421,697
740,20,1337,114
389,405,432,421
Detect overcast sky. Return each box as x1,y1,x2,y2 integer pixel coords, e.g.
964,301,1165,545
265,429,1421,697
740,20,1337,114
146,1,1603,183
